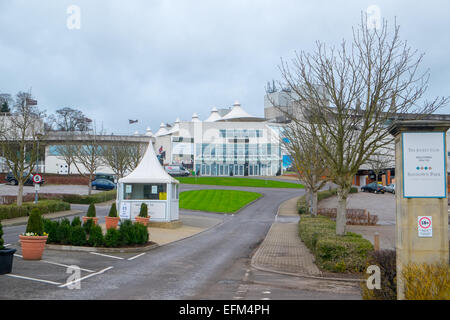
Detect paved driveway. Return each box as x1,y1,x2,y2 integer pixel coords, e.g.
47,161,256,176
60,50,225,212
0,184,305,299
0,184,101,196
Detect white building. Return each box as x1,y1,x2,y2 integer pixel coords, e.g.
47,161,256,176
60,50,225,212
154,101,285,176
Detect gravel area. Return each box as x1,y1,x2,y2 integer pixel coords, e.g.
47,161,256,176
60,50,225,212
318,191,396,225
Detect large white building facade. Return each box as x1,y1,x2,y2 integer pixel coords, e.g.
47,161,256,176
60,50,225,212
154,101,285,177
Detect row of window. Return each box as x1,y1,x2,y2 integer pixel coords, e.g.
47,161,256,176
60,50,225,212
195,144,280,157
219,129,263,138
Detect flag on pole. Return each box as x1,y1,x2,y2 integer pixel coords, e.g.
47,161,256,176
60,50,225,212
129,119,138,124
26,98,38,105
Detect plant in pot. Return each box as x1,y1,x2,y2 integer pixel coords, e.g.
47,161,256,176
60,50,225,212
135,203,150,226
19,208,48,260
82,203,99,225
105,203,120,230
0,220,17,274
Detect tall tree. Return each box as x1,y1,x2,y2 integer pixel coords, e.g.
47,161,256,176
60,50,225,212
48,107,92,132
281,122,329,216
102,140,135,179
0,92,46,206
277,15,449,235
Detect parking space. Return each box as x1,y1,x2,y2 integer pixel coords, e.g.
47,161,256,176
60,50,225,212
0,241,149,295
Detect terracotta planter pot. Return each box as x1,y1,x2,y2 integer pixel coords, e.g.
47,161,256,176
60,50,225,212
135,216,150,226
19,235,48,260
105,216,120,230
82,217,99,225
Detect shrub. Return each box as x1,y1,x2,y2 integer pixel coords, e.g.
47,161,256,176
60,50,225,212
134,222,149,244
297,196,309,215
56,218,72,245
86,203,96,217
71,216,82,228
403,262,449,300
25,208,44,235
361,249,397,300
119,219,137,245
83,218,94,235
104,228,121,247
350,187,359,193
0,221,4,250
43,219,60,243
70,226,87,246
62,190,117,204
0,200,70,221
139,203,148,218
108,203,118,217
87,225,104,247
298,215,373,273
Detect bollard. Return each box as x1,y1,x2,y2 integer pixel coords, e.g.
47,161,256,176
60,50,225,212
374,232,380,251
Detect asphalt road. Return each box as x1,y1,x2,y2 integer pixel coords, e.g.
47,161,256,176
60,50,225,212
0,185,305,300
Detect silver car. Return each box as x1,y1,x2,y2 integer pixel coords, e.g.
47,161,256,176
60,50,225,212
384,183,395,194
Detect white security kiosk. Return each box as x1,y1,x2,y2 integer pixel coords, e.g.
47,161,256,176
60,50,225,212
117,142,180,223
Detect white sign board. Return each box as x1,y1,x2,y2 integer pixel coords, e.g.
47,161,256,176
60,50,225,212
119,202,131,219
34,183,40,191
402,132,446,198
418,216,432,237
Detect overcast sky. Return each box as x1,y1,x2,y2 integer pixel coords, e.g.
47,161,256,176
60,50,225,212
1,0,449,134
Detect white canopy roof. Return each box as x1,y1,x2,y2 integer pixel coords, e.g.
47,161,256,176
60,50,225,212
168,118,181,134
220,101,264,122
191,113,201,122
155,123,169,136
205,107,222,122
119,142,179,184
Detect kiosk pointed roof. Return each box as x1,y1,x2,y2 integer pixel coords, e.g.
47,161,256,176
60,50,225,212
119,142,179,184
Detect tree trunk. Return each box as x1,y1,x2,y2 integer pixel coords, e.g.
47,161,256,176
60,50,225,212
17,180,24,207
336,187,348,235
311,191,318,216
88,174,93,195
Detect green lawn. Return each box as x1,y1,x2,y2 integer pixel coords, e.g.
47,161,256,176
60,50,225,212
179,189,262,213
176,177,303,189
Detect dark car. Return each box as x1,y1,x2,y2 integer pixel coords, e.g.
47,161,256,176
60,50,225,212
92,178,116,191
5,172,45,186
164,165,190,177
95,173,116,183
361,182,385,194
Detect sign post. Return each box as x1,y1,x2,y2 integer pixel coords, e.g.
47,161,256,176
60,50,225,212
389,120,449,300
32,174,42,204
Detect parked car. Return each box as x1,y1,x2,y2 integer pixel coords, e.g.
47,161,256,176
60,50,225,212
384,183,395,194
361,182,385,194
95,173,116,183
5,172,45,186
91,178,116,190
164,165,190,177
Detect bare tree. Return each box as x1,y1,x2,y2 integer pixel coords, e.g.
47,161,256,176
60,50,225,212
54,143,77,175
47,107,92,132
277,15,449,234
102,140,135,179
0,92,46,206
367,147,395,184
281,122,328,215
72,131,104,195
128,143,147,172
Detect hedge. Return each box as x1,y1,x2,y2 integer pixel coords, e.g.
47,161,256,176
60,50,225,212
297,187,358,215
0,200,71,221
298,215,373,273
61,190,116,204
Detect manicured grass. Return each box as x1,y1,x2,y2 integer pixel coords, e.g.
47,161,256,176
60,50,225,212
179,189,262,213
176,177,304,189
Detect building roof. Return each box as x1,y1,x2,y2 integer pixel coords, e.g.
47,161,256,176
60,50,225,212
168,118,181,134
220,101,265,122
205,107,222,122
118,142,179,184
191,113,201,122
155,123,169,136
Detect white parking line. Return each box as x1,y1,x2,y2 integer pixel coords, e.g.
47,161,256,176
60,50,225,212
4,244,11,247
59,266,113,288
41,260,95,273
14,254,23,258
127,253,146,261
90,252,124,260
6,274,62,286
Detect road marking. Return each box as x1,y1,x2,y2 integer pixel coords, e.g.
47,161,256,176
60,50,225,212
6,274,62,286
41,260,95,273
59,266,113,288
261,298,270,300
14,254,23,258
233,296,244,300
4,244,11,247
262,291,271,294
128,253,146,261
90,252,124,260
